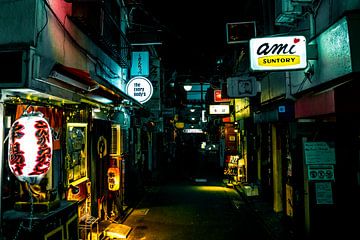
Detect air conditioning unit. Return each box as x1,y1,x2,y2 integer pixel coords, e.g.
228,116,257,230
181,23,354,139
283,0,303,14
110,124,121,156
275,0,303,26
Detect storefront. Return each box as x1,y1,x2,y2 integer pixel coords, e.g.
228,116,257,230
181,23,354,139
0,50,140,239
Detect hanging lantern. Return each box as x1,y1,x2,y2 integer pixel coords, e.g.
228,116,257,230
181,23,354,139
8,112,53,184
108,166,120,191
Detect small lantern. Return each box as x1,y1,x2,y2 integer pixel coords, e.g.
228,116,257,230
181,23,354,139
108,165,120,191
8,112,53,184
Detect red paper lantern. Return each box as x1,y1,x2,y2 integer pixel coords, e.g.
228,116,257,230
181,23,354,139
108,167,120,191
8,113,53,184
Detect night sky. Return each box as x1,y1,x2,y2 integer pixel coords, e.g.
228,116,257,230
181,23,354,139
135,0,264,78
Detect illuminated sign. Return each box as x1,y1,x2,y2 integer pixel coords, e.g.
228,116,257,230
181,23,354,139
8,113,53,184
131,51,149,77
209,105,230,115
249,36,307,71
175,122,184,129
183,129,203,133
214,89,230,102
126,76,153,104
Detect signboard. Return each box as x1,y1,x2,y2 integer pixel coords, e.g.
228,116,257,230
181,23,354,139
131,51,149,77
214,89,231,102
226,76,257,97
209,105,230,115
183,129,203,134
126,76,153,104
304,142,336,165
226,21,256,44
249,36,307,71
308,165,335,181
315,182,334,205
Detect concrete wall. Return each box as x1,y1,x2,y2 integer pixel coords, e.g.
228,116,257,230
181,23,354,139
260,0,360,100
0,0,37,45
0,0,127,90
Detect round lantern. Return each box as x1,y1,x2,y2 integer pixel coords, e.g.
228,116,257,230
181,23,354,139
8,112,53,184
108,166,120,191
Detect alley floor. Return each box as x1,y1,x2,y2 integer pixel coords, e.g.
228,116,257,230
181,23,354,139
119,178,274,240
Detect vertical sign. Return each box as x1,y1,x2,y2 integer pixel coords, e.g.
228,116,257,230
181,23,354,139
131,51,149,77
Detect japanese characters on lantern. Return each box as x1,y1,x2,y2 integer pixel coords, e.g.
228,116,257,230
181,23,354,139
8,113,53,184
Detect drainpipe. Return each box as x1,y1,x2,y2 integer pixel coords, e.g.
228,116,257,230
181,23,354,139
302,137,311,238
302,12,316,238
0,91,5,236
309,12,316,39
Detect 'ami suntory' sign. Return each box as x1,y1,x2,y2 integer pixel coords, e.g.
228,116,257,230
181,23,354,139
126,76,153,104
249,36,307,71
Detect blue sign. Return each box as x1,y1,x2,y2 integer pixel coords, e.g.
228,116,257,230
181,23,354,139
131,51,149,77
278,105,286,113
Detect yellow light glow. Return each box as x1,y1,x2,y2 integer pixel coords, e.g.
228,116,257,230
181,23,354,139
195,186,231,193
108,167,120,191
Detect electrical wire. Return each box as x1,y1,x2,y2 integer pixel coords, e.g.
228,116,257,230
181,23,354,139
35,0,48,48
41,0,121,80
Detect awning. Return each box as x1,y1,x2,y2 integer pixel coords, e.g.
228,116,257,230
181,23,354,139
49,64,142,108
295,90,335,119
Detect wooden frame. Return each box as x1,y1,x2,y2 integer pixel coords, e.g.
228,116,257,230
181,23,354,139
44,225,64,240
66,123,88,186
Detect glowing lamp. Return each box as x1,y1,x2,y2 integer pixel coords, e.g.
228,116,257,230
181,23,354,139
8,113,53,184
108,166,120,191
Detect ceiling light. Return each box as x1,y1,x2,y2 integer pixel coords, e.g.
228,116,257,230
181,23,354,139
183,79,192,91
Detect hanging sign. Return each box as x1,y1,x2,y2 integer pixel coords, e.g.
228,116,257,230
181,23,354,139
126,76,153,104
131,51,150,77
214,89,231,102
8,113,53,184
226,76,257,97
209,105,230,115
249,36,307,71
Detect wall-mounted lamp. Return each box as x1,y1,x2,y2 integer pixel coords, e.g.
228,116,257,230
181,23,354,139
183,79,192,91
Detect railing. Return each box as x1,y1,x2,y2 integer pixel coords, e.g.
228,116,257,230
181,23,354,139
69,0,130,68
